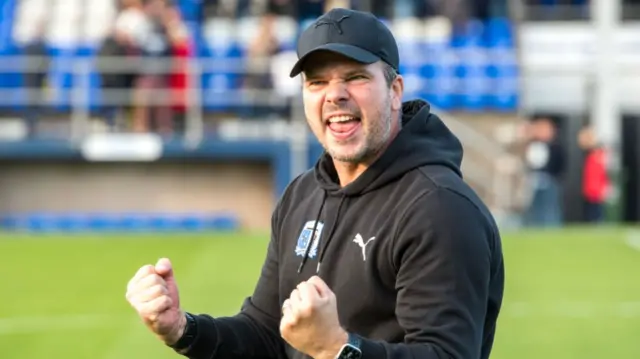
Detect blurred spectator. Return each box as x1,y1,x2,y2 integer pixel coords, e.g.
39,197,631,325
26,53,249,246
131,0,175,135
12,0,519,137
97,0,146,129
578,125,611,223
522,117,566,227
22,22,49,138
165,6,193,134
97,0,189,136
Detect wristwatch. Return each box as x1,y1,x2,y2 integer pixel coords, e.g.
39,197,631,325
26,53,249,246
335,332,362,359
169,312,198,353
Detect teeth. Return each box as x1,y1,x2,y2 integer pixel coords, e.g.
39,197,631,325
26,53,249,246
328,116,355,123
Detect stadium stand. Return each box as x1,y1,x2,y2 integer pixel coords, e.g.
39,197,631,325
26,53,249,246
0,0,522,233
0,0,520,119
1,0,638,231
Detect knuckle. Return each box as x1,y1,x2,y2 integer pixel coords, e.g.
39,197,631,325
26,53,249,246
283,314,297,327
147,274,161,285
150,284,165,297
284,317,295,328
279,322,289,336
147,311,159,322
162,295,173,308
154,295,172,310
141,264,155,274
126,293,136,305
137,305,150,318
298,305,313,317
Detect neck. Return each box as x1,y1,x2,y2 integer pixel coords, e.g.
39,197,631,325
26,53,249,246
333,161,371,187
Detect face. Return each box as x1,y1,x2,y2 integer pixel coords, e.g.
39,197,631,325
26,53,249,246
145,0,166,17
534,118,555,142
301,51,403,164
578,127,596,149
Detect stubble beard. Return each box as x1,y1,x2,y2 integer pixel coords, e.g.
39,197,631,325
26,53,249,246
326,99,393,164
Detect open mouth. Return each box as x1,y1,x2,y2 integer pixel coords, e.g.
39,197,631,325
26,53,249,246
326,115,362,139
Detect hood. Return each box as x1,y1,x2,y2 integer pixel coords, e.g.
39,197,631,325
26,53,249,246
313,99,464,197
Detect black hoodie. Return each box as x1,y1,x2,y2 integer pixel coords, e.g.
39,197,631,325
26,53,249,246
178,100,505,359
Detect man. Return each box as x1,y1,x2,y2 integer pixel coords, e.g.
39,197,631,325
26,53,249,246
522,116,565,227
578,125,610,223
125,8,505,359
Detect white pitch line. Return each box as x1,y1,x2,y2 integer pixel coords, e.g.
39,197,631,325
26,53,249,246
625,231,640,252
0,314,119,335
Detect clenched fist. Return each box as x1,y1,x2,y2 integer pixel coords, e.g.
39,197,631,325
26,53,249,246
125,258,186,345
280,276,348,359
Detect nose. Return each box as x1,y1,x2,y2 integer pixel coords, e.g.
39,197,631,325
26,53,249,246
324,80,349,105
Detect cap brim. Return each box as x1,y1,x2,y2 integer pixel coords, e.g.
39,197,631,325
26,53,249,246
289,43,380,78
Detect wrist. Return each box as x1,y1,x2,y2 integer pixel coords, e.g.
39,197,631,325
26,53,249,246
315,328,349,359
164,311,188,346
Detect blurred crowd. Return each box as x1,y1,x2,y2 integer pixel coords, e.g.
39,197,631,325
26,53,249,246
9,0,640,139
518,117,612,227
11,0,514,138
3,0,628,224
98,0,192,135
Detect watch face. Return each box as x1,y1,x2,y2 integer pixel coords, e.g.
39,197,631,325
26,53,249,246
339,344,362,359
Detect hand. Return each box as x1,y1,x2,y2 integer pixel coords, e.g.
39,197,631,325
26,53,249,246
125,258,186,345
280,276,348,359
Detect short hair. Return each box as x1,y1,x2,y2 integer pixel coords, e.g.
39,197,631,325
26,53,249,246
382,63,398,87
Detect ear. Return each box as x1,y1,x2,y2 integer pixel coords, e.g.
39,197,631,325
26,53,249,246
391,74,404,112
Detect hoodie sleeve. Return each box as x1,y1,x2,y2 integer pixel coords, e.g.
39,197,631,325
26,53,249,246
177,191,291,359
357,188,502,359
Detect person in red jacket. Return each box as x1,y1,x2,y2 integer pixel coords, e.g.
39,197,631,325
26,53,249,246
579,125,610,223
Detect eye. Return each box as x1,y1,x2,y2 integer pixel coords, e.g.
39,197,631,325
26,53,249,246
307,80,327,87
347,74,367,81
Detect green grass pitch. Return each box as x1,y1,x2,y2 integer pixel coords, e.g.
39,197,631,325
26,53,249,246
1,226,639,358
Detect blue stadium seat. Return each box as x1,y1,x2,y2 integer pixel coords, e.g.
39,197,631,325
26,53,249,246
46,46,77,112
453,19,490,112
0,45,26,113
485,17,514,48
0,9,522,117
484,18,518,111
176,0,202,23
75,45,103,115
199,18,244,113
397,34,425,101
419,40,454,111
0,212,240,232
200,43,244,112
0,0,25,113
0,0,15,52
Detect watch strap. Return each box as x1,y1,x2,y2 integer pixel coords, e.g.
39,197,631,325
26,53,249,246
347,332,361,348
169,312,198,353
335,332,363,359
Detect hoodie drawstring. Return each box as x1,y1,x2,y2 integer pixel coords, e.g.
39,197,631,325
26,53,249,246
297,191,327,273
316,195,347,275
297,192,348,275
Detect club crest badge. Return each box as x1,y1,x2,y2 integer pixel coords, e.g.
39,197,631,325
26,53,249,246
295,220,324,259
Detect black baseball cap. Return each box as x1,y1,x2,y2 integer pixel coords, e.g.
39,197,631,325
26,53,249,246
289,8,400,78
